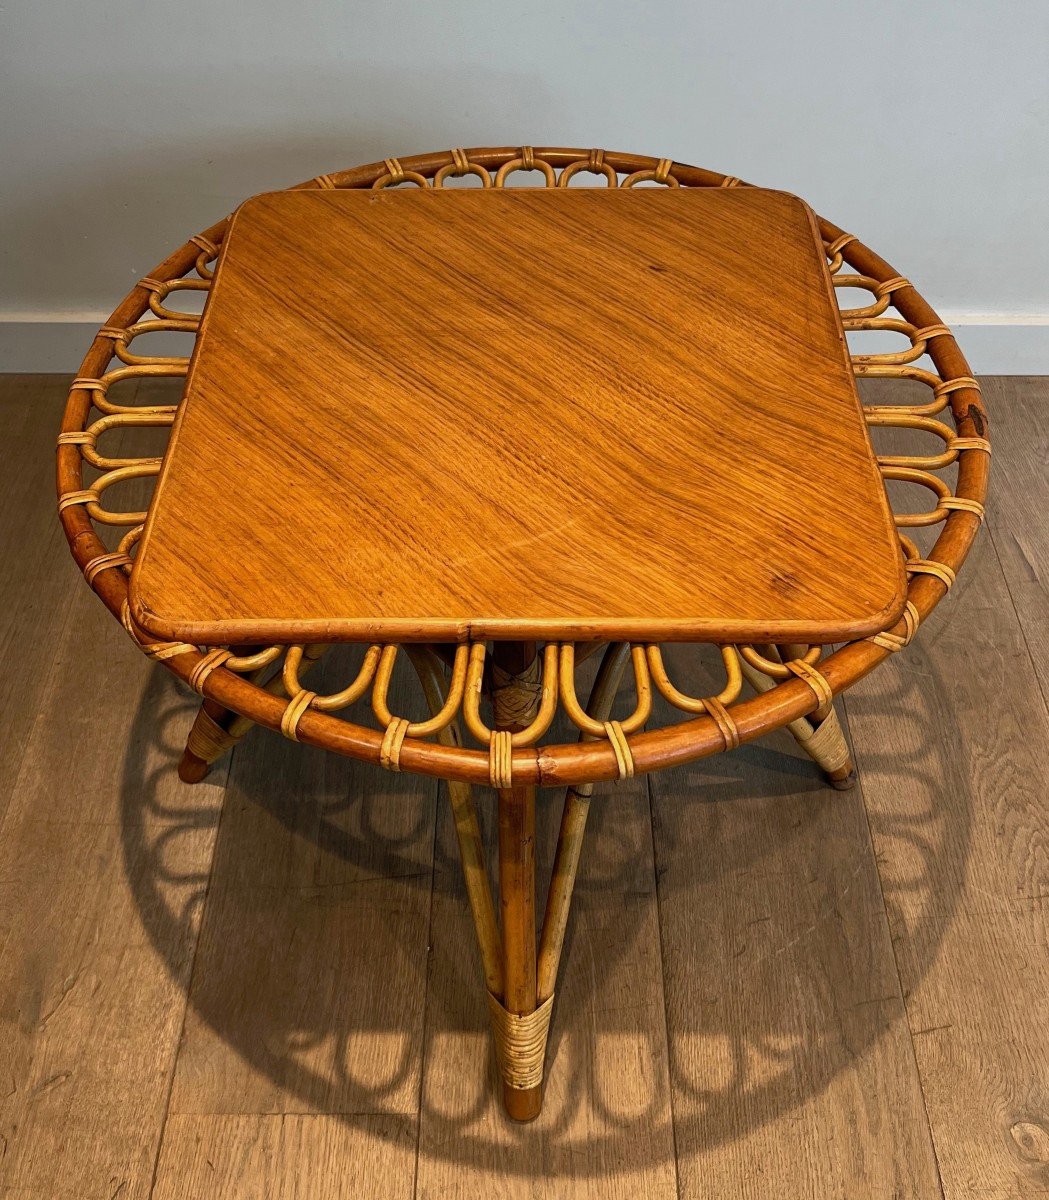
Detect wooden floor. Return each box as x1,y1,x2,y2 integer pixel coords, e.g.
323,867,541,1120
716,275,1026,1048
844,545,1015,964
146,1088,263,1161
0,373,1046,1198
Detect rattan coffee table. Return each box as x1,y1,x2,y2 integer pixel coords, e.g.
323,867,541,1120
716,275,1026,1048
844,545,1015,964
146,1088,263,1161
56,146,989,1122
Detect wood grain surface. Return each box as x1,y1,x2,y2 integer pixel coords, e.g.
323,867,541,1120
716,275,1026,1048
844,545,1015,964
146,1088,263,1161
129,188,905,646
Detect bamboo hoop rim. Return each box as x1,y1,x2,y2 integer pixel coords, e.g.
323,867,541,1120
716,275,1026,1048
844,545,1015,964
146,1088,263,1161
56,145,989,788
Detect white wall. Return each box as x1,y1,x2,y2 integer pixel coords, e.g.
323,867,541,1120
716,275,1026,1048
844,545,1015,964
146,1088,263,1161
2,0,1047,371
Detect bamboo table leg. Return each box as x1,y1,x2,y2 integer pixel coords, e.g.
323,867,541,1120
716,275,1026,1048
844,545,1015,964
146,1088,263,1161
491,641,543,1121
537,642,629,1000
178,644,327,782
741,645,856,789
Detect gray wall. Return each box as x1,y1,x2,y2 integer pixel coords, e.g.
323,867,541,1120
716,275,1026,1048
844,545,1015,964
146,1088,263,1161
2,0,1047,370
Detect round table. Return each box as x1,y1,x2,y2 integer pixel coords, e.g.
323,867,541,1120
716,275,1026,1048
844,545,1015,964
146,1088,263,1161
56,146,990,1121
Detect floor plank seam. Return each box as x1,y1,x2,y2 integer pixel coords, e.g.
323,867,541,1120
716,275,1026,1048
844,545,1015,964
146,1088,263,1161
146,739,233,1199
839,693,948,1200
985,518,1049,722
646,769,685,1200
410,776,442,1200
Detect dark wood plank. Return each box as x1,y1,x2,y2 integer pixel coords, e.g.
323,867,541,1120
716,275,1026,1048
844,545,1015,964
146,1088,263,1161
980,376,1049,712
843,381,1049,1197
0,374,88,821
156,651,434,1191
151,1114,416,1200
0,576,228,1198
648,644,942,1195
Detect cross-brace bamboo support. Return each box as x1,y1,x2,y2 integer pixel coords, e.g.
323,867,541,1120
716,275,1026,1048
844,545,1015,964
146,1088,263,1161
407,640,631,1120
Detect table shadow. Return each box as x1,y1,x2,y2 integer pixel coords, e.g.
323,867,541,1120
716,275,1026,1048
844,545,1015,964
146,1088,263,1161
119,637,970,1178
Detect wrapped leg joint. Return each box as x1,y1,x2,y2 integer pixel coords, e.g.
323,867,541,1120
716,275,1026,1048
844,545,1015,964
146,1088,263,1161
487,991,554,1091
186,708,237,765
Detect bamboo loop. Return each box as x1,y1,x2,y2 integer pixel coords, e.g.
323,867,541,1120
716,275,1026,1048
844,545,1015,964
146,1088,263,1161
847,316,941,366
434,148,491,188
217,643,328,753
374,158,429,189
559,643,650,736
739,643,821,679
494,149,556,187
558,149,617,188
880,464,955,527
117,525,144,555
69,363,182,417
645,644,743,711
834,275,892,319
824,232,857,273
463,642,559,748
224,645,284,672
60,462,161,526
372,642,469,735
71,410,175,472
866,411,956,470
110,318,197,367
283,642,382,712
144,277,210,321
190,234,219,278
622,158,680,188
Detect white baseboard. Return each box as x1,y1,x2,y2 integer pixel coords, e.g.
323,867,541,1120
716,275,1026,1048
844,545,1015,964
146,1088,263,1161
2,312,1047,375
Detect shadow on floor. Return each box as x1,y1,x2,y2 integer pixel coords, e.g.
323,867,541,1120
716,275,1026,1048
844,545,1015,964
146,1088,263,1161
118,641,970,1176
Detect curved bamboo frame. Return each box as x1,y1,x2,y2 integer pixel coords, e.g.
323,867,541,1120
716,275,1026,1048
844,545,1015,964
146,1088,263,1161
56,145,989,790
55,146,989,1120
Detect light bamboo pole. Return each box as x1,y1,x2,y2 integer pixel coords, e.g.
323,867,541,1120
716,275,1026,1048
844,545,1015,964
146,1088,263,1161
537,641,631,1002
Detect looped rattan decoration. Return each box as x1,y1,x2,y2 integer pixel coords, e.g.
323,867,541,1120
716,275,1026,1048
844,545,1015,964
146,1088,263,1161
56,145,990,792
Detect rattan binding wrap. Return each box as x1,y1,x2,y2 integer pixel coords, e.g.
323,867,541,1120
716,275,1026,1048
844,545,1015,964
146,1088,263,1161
487,991,556,1092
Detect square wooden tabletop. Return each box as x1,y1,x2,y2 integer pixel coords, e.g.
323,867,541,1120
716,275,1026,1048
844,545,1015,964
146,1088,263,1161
129,186,906,646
